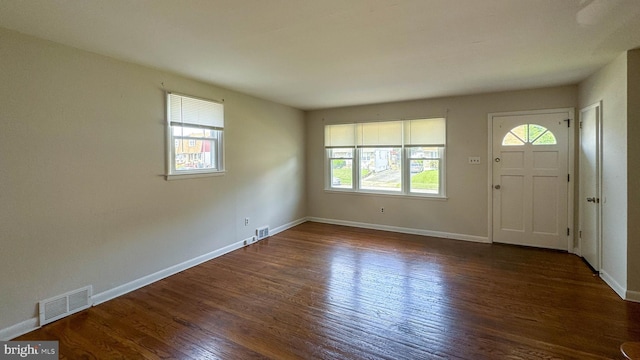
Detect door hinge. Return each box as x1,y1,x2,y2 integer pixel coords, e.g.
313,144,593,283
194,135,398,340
564,118,571,127
579,230,582,238
568,174,570,182
567,228,570,236
579,121,583,129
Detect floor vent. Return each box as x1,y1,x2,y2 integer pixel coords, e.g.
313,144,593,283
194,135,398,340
39,285,92,326
256,226,270,240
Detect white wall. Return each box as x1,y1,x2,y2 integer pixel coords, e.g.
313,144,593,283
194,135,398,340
578,52,628,295
306,86,577,239
626,49,640,294
0,27,306,333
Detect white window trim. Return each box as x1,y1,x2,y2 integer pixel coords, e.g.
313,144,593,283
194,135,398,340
404,147,446,197
165,92,225,180
323,189,449,201
166,171,226,181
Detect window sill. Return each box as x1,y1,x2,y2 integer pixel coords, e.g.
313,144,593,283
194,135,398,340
323,189,448,201
165,171,225,181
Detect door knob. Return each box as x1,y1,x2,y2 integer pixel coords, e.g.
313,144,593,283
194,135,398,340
586,197,595,202
494,185,501,190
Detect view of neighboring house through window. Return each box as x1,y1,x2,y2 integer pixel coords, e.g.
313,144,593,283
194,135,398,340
325,118,446,197
359,147,401,191
167,92,224,177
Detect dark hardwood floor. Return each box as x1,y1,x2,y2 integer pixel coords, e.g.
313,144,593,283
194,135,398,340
16,222,640,359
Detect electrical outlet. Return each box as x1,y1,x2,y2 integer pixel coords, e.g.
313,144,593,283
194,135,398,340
244,217,249,226
468,156,481,165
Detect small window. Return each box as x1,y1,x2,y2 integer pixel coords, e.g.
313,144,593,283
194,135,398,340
408,147,443,194
328,148,354,189
502,124,556,146
167,93,224,178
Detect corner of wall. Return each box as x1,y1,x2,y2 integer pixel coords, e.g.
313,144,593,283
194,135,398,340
626,48,640,293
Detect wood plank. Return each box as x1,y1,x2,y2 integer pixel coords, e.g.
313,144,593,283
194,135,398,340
622,342,640,359
14,222,640,359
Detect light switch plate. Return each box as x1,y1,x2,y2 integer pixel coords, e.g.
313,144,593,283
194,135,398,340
468,157,481,165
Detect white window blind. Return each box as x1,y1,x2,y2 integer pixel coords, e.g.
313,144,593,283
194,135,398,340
168,93,224,129
357,121,403,146
325,118,446,147
325,124,356,147
404,118,446,146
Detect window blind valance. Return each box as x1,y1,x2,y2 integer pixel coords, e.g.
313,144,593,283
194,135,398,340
404,118,446,146
168,93,224,129
324,118,445,147
358,121,403,146
324,123,356,147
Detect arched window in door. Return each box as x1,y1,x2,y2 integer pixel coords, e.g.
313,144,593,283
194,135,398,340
502,124,557,146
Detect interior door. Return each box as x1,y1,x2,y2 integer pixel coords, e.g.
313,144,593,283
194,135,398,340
492,111,570,250
579,102,601,271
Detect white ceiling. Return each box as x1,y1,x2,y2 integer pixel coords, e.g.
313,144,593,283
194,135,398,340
1,0,639,110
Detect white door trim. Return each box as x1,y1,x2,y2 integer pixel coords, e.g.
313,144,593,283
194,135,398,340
487,108,575,252
578,101,603,268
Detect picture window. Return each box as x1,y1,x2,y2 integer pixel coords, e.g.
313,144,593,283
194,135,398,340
324,118,446,197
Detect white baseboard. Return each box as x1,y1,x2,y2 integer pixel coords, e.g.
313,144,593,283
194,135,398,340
0,317,39,341
1,238,248,340
625,289,640,303
92,238,246,306
271,217,308,236
307,217,489,243
310,217,640,304
91,216,307,306
599,270,626,300
1,216,310,339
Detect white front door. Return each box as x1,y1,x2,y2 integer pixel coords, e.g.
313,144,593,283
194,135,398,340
579,102,602,270
491,110,570,250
